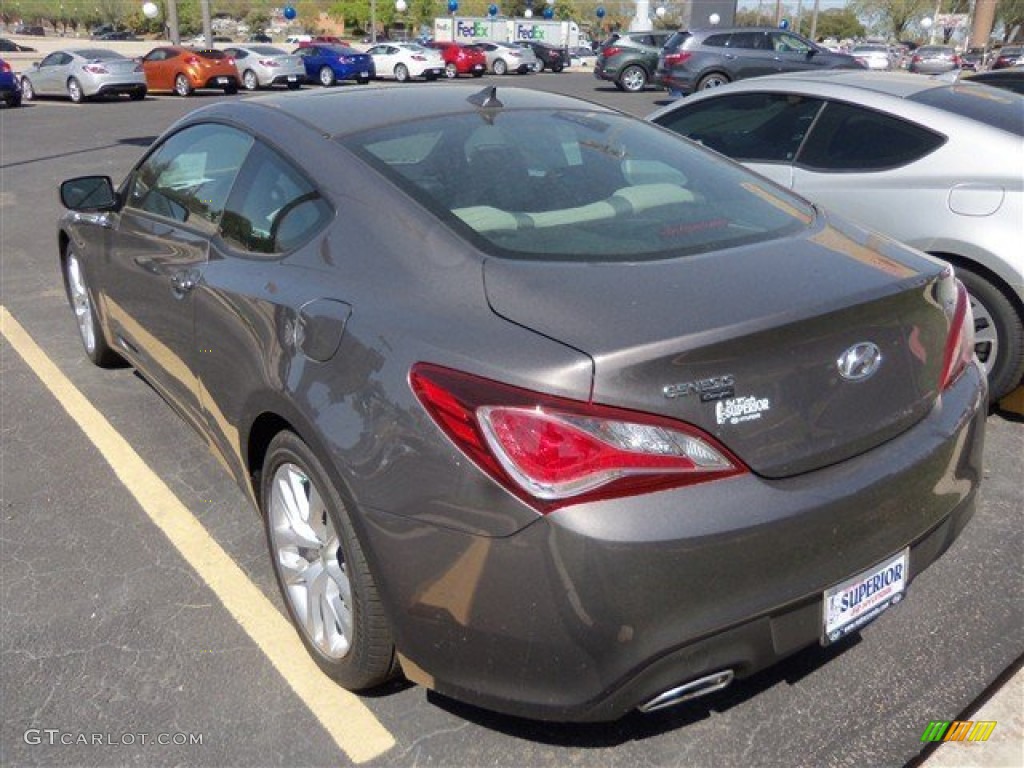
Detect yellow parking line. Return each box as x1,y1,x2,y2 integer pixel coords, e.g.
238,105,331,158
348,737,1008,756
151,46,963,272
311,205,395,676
0,307,395,763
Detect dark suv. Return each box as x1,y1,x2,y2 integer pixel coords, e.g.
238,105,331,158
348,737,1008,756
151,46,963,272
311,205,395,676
594,31,674,92
655,27,862,96
520,41,569,72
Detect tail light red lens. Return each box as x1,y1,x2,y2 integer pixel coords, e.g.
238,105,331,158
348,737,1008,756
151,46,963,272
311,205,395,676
412,54,426,61
0,61,11,74
184,56,200,66
939,278,976,390
663,52,692,67
602,46,623,58
226,57,236,66
410,364,746,512
83,64,109,74
259,59,280,67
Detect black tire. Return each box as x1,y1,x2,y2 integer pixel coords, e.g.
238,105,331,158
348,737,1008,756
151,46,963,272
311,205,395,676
552,62,563,73
261,431,397,690
287,81,301,90
425,72,437,81
697,71,730,90
356,76,370,85
535,61,545,73
444,62,457,79
67,77,85,103
5,93,22,107
129,87,146,101
493,58,507,76
617,64,647,93
471,70,484,78
242,69,260,91
224,83,238,95
63,245,121,368
319,66,336,87
174,73,193,97
394,63,409,82
20,77,35,101
956,266,1024,403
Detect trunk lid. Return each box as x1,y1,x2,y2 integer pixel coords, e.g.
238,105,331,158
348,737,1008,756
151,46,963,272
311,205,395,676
483,218,952,478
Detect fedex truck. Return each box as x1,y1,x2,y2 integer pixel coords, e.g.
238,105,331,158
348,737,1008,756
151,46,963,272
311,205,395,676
434,17,584,49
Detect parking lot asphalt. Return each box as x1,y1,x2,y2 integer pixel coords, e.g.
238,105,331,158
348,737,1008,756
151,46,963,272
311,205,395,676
1,73,1021,767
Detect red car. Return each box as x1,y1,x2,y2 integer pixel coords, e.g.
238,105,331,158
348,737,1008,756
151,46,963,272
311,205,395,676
141,46,239,96
425,41,485,79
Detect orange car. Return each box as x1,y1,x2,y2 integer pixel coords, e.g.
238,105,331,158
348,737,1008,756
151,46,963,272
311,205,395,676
141,46,239,96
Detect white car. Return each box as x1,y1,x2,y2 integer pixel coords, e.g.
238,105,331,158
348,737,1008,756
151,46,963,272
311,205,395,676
851,44,893,70
472,41,537,75
366,42,444,82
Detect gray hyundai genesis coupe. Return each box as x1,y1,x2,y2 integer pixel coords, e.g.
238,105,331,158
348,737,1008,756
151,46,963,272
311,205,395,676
58,85,986,722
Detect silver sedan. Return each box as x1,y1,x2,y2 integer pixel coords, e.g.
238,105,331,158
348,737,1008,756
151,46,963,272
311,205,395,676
649,71,1024,401
19,48,146,102
472,41,537,75
222,45,306,90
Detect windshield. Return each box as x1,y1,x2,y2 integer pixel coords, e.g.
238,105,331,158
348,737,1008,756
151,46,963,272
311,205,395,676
342,110,815,261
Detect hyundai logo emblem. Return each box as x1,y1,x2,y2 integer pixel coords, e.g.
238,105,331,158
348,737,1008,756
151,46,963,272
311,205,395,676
837,342,882,381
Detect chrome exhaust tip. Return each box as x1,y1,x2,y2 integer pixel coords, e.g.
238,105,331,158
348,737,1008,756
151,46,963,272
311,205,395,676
638,669,735,713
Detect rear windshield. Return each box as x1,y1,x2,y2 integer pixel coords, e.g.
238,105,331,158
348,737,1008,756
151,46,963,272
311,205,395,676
249,45,286,56
78,49,126,59
908,84,1024,137
341,109,814,262
195,49,229,59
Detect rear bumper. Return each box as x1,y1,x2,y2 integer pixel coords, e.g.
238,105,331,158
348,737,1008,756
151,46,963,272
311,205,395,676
654,68,696,93
360,362,986,721
91,81,147,97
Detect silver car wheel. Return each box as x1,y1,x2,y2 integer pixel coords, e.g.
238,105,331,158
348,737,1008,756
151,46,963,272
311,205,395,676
243,69,259,90
619,64,646,92
67,77,84,103
969,292,999,376
20,77,35,100
268,462,353,660
66,252,96,355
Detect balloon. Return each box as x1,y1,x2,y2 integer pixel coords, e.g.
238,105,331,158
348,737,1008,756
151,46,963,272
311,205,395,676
543,6,553,18
448,0,459,13
524,8,532,17
708,13,720,25
283,6,297,20
396,0,407,11
142,1,159,19
596,7,606,19
488,3,498,16
655,6,665,17
779,19,789,29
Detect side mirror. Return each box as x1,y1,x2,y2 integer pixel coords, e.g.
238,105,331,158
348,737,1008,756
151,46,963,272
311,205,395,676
807,47,818,59
60,176,118,211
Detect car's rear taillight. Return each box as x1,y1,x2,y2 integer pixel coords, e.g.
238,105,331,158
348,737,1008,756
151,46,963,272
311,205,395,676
184,55,201,66
260,58,280,67
939,278,976,390
912,54,922,63
601,46,623,58
410,364,746,512
226,57,236,66
412,54,426,61
663,52,692,67
83,64,109,74
0,61,11,74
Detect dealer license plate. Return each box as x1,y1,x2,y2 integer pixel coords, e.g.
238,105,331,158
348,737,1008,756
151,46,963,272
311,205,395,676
287,75,297,82
216,77,229,84
822,548,908,645
360,71,369,78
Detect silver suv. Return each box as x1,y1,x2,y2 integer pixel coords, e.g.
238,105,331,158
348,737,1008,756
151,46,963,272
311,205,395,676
655,27,862,96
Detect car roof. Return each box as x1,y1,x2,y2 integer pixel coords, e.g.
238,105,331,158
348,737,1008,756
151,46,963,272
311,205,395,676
694,70,963,99
194,85,615,139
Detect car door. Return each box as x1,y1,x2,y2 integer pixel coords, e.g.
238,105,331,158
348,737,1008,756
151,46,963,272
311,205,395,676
197,139,336,473
652,91,827,189
32,51,70,95
101,123,254,428
142,48,173,90
722,31,778,80
769,32,829,73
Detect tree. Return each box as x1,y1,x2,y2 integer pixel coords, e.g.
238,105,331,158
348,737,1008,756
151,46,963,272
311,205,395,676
849,0,936,41
998,0,1024,41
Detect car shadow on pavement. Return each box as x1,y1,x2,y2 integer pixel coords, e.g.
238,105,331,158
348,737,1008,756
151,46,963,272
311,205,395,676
425,633,863,745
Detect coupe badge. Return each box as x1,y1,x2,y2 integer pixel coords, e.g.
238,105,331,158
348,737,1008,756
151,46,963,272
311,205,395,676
837,342,882,381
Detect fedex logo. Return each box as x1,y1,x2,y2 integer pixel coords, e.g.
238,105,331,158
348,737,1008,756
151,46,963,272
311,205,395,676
456,21,490,38
515,24,547,41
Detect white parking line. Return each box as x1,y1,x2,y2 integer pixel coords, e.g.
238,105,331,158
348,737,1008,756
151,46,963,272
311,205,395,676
0,306,396,763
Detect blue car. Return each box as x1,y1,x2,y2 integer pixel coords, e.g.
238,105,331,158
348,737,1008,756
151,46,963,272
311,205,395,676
294,44,374,86
1,58,21,107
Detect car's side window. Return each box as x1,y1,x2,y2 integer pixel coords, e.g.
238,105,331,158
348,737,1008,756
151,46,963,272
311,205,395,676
127,123,254,233
772,33,812,53
654,92,825,163
219,142,333,256
705,34,732,48
40,52,62,67
797,101,945,171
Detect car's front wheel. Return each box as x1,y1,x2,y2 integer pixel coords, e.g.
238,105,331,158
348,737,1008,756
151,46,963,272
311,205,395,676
444,62,457,79
617,64,647,92
261,431,397,689
394,63,409,82
493,58,508,75
20,77,35,101
956,266,1024,403
319,66,336,87
174,73,193,96
64,246,120,367
67,77,85,103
